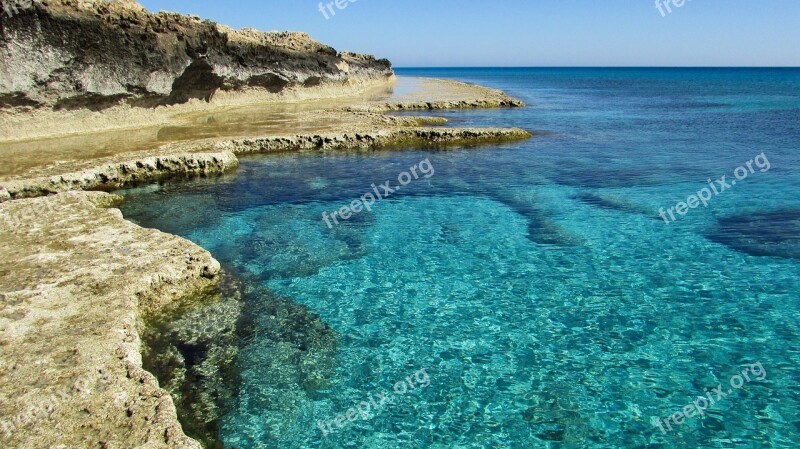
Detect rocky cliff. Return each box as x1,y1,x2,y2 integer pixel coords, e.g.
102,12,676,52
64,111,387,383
0,0,393,111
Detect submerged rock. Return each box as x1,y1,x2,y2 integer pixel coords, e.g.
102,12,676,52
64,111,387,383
0,191,222,449
571,191,653,216
0,0,393,111
707,209,800,259
141,270,340,449
142,278,243,449
491,191,583,246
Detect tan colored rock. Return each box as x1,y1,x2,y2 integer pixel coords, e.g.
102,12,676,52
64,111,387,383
215,127,534,154
0,151,238,202
345,78,527,111
0,0,392,110
0,126,533,202
0,191,221,448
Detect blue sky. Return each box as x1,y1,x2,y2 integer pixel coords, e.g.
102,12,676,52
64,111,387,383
138,0,800,67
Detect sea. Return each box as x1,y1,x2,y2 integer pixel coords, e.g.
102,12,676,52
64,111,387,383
119,68,800,448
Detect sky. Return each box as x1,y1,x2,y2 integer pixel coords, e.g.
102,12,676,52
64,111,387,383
138,0,800,67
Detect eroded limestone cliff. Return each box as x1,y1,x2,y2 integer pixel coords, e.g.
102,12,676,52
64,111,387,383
0,0,393,111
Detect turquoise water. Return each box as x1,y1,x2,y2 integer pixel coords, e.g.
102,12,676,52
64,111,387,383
120,68,800,448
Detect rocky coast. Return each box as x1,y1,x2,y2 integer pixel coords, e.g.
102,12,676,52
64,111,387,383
0,1,532,447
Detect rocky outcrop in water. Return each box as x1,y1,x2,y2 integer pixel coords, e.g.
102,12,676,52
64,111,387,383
216,127,534,154
0,129,533,202
0,0,393,111
348,97,526,111
0,150,238,201
141,271,340,449
0,191,222,449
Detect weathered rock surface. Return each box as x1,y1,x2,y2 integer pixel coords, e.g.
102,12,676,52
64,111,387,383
382,98,525,110
0,150,238,201
0,128,532,202
345,78,527,111
0,191,222,448
215,127,534,154
0,0,393,111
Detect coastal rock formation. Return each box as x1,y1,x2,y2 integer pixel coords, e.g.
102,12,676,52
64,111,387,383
0,191,222,448
0,0,393,111
0,128,532,202
345,97,525,112
216,127,534,154
0,150,238,201
344,78,526,112
381,97,525,110
0,5,534,447
143,275,245,449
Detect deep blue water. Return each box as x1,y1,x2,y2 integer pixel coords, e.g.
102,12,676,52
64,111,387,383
120,68,800,448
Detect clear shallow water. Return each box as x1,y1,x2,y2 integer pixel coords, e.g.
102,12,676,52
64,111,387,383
119,68,800,448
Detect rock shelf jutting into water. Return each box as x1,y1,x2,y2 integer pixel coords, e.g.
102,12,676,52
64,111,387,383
0,151,239,201
0,127,531,202
0,191,221,448
0,1,532,448
214,128,533,154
